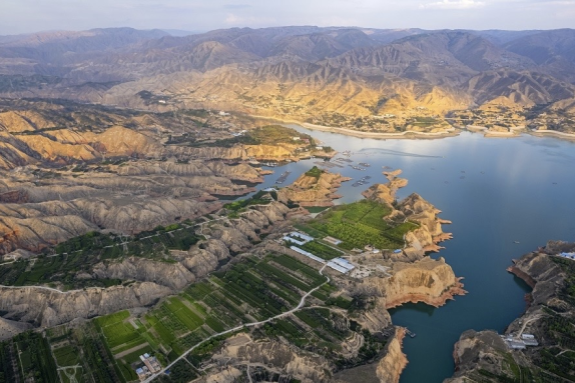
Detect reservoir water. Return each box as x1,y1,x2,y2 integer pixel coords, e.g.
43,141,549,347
252,128,575,383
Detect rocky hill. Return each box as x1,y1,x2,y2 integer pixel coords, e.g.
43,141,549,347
0,99,332,254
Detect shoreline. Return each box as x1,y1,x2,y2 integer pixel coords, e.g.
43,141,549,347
251,115,575,142
530,129,575,140
250,115,460,139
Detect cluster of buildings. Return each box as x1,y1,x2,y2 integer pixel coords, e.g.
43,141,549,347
282,231,355,274
557,252,575,261
503,333,539,350
326,258,354,273
135,353,162,381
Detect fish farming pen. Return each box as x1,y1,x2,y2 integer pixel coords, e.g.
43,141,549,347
275,171,291,184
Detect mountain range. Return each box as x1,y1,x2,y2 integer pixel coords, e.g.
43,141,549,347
1,26,575,127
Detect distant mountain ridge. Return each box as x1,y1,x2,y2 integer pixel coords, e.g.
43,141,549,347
0,25,574,124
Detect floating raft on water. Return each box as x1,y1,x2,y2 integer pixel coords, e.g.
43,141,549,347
275,171,291,184
358,162,371,167
405,329,416,338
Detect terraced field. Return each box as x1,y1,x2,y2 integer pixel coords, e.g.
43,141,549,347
0,250,388,383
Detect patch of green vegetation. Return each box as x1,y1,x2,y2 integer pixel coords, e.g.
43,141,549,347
306,206,330,213
300,199,418,250
224,190,272,213
53,345,80,366
0,331,59,383
95,311,144,349
250,125,313,145
304,166,323,179
296,240,342,260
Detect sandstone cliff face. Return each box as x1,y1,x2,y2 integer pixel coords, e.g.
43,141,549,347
353,299,392,333
399,193,453,259
94,125,162,156
279,170,350,207
0,110,50,133
17,135,100,162
0,214,98,254
0,317,33,341
376,328,408,383
0,196,218,254
366,257,466,309
0,282,171,328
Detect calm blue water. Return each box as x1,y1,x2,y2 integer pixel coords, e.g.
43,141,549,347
251,128,575,383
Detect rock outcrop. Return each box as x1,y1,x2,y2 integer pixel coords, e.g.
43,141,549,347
279,169,350,207
211,333,333,383
382,257,466,308
376,328,408,383
445,330,511,383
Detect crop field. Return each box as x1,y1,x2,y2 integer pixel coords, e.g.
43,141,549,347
83,252,330,379
0,332,59,383
1,247,390,382
302,199,418,250
299,240,343,260
53,345,80,366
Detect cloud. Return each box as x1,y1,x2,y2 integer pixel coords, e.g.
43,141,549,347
420,0,485,9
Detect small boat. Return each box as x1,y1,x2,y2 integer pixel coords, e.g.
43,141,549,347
405,328,416,338
513,241,520,244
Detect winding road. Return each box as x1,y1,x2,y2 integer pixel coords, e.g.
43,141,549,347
143,263,330,383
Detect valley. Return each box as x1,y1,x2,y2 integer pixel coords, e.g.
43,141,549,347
1,23,575,383
0,168,460,383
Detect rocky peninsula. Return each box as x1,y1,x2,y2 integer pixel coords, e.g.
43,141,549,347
445,241,575,382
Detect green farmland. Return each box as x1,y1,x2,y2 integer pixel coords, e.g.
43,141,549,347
301,199,418,250
0,250,392,383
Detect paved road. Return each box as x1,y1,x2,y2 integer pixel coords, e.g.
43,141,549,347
143,263,330,383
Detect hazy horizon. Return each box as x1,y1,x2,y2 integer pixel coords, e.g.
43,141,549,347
1,0,574,36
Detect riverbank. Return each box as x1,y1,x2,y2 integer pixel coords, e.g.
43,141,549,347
250,115,460,139
530,129,575,141
252,114,575,143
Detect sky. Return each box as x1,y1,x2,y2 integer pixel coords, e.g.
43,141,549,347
1,0,574,35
